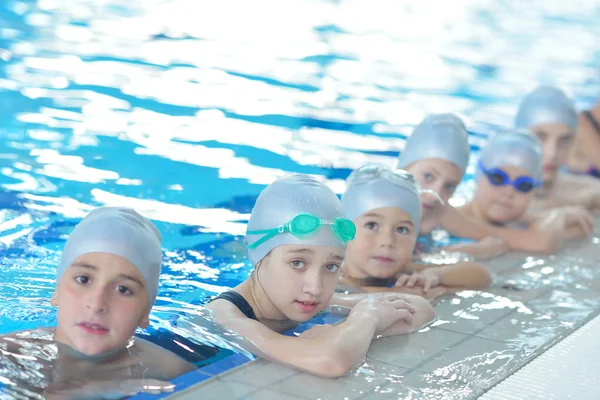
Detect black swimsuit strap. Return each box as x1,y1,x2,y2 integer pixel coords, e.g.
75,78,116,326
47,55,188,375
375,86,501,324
210,291,258,320
583,110,600,136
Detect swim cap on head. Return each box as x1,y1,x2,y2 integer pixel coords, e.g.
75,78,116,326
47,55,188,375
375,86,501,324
515,86,577,131
56,207,162,306
478,129,543,181
246,175,349,265
342,163,422,229
396,113,470,176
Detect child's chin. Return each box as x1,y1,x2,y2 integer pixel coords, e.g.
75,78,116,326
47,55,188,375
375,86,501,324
74,342,117,357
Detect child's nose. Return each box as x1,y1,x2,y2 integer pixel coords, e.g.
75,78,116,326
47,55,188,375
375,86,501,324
86,287,109,313
378,230,394,247
302,269,323,297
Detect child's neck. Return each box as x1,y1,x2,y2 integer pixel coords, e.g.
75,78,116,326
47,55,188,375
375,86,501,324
241,275,296,332
55,335,132,364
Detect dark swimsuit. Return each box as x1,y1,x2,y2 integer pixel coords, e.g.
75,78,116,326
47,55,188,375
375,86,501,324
210,291,258,320
581,111,600,178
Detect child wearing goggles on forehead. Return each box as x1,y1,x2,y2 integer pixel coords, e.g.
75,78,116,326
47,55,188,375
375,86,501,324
396,114,592,257
339,164,492,300
206,175,435,378
459,130,594,240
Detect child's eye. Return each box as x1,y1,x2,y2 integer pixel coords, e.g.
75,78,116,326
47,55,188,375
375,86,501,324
290,260,305,269
74,275,89,284
445,183,457,192
116,285,133,296
397,226,411,234
559,136,573,146
365,221,378,230
324,264,341,273
423,172,435,182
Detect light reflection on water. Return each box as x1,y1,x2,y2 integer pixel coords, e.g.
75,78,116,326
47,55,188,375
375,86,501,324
1,0,600,398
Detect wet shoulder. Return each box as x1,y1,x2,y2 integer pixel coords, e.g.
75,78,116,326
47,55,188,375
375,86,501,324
133,337,196,379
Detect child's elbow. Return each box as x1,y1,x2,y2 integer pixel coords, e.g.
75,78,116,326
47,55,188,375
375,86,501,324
532,237,558,254
311,350,356,378
479,270,493,288
470,263,493,288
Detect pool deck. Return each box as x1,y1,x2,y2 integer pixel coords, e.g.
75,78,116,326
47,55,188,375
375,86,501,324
154,220,600,400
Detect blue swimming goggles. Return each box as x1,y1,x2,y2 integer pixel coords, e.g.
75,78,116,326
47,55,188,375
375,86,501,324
247,213,356,249
478,160,541,193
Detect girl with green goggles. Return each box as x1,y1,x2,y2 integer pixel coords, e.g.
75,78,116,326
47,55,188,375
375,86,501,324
206,174,435,378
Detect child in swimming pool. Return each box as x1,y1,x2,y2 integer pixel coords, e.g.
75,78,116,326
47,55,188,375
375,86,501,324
0,207,195,399
206,175,435,378
460,129,594,237
396,113,592,256
515,85,600,212
567,96,600,178
339,163,492,300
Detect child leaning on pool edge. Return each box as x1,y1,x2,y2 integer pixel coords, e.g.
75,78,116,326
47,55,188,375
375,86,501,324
339,163,492,300
207,174,435,378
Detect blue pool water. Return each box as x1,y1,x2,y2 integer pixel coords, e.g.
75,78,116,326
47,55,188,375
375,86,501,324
1,0,600,398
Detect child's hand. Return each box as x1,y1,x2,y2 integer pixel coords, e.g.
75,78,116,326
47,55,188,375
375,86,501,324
395,270,440,293
350,293,416,334
532,210,567,250
559,206,594,235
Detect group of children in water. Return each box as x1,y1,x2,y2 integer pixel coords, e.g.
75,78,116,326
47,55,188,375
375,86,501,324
2,85,600,397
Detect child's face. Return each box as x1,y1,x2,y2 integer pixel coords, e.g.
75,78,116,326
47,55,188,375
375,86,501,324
529,122,574,185
51,252,151,356
346,207,417,280
474,165,534,224
406,158,462,232
257,244,344,322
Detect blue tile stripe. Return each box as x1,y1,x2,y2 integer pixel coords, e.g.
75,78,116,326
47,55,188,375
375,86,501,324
128,311,346,399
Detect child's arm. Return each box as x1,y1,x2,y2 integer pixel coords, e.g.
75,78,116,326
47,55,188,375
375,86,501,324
352,285,448,301
206,293,416,378
443,236,509,259
440,204,563,254
397,261,492,293
527,206,594,240
136,338,197,380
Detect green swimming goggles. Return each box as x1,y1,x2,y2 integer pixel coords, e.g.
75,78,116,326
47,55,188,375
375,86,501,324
246,213,356,249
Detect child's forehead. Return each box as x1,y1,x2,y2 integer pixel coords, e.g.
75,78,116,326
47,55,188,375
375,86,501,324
69,252,143,278
275,244,345,259
360,207,413,222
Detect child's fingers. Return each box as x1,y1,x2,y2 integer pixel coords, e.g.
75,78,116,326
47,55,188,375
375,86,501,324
395,274,410,287
423,278,433,293
406,274,420,287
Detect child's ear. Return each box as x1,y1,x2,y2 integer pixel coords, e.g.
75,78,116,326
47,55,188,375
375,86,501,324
138,311,150,329
50,292,58,306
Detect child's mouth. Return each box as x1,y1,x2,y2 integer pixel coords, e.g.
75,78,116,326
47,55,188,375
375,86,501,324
295,301,318,313
373,256,394,263
78,322,109,335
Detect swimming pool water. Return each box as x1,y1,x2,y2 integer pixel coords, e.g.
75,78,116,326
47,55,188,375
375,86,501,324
1,0,600,398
